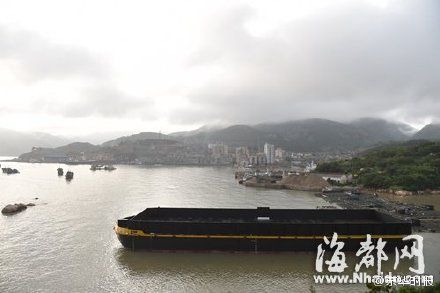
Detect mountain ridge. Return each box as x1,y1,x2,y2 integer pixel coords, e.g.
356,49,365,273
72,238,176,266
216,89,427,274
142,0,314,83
4,118,438,156
171,118,416,152
413,124,440,140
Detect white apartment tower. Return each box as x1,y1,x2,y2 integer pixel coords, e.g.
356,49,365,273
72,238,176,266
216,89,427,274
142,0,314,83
263,143,275,164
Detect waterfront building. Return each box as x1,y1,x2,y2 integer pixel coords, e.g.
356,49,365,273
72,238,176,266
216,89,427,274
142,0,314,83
235,146,249,157
264,143,275,164
248,153,267,166
275,147,286,161
208,143,229,157
235,146,250,167
305,160,317,172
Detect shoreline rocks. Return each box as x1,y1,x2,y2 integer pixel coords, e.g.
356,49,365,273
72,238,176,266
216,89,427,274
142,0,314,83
321,191,440,232
373,188,440,196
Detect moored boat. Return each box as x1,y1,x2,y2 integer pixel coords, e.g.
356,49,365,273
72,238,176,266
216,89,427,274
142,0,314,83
104,165,116,171
115,207,412,252
2,167,19,174
90,164,116,171
90,164,103,171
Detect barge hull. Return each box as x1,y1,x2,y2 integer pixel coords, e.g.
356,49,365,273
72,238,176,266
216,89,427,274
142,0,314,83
115,207,412,252
116,233,407,252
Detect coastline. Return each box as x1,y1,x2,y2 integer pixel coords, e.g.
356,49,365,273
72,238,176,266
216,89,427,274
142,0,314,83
319,190,440,233
234,171,440,233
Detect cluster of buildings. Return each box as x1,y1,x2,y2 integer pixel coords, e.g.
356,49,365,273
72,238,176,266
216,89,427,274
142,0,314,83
22,139,354,168
207,141,354,172
208,142,281,167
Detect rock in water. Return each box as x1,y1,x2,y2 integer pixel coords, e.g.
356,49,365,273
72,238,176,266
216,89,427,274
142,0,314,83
1,203,28,215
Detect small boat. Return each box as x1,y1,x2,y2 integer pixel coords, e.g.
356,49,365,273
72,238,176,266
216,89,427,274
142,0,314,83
104,165,116,171
90,164,103,171
57,168,64,176
91,164,116,171
2,167,19,174
65,171,74,180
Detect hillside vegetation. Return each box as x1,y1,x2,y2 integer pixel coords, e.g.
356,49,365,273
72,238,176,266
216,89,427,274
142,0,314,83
316,141,440,191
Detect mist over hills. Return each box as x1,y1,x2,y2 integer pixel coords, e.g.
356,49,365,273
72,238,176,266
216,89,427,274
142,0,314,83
171,118,418,152
0,128,71,156
102,132,174,147
413,124,440,140
3,118,439,157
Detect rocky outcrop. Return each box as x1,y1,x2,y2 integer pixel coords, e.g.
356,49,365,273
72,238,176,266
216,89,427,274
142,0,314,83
1,203,35,215
2,203,27,214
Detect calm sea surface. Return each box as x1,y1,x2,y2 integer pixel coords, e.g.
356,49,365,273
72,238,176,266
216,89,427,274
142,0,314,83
1,160,439,292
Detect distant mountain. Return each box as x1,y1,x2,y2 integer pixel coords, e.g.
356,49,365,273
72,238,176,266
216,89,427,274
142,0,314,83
102,132,175,147
170,124,226,137
174,125,286,148
171,118,413,152
254,119,368,151
57,142,100,153
11,118,419,158
0,128,71,156
413,124,440,140
18,142,101,162
18,136,210,165
69,131,132,145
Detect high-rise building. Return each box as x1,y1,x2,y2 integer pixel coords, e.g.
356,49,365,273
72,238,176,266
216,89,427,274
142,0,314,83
208,143,229,157
264,143,275,164
275,147,286,160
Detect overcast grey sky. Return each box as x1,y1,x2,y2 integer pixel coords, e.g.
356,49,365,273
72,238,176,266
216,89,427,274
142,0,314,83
0,0,439,135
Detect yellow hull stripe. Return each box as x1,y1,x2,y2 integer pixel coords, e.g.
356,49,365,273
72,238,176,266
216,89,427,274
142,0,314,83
114,226,407,240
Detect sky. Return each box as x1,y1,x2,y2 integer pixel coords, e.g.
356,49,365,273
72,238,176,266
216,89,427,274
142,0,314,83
0,0,439,136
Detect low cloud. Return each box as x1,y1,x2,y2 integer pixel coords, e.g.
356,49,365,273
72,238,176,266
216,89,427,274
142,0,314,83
63,86,149,118
0,25,153,119
175,0,440,125
0,26,106,81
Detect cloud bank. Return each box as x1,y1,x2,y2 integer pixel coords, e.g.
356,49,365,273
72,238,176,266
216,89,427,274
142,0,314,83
176,0,440,126
0,0,439,134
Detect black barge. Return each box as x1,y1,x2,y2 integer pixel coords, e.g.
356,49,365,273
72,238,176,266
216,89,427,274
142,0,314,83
115,207,411,252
